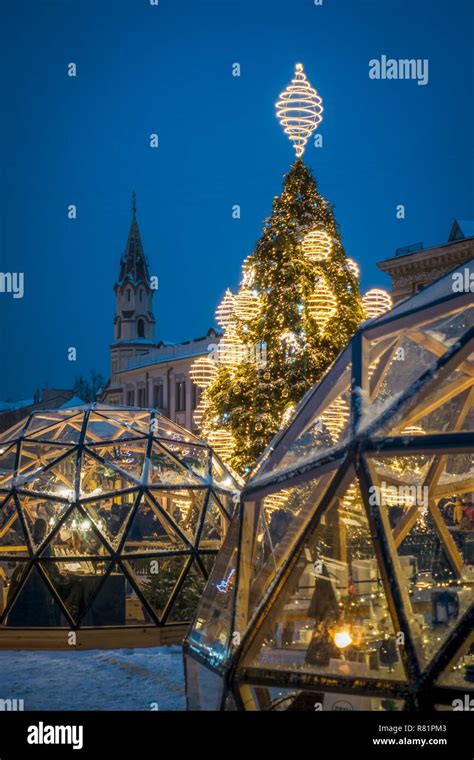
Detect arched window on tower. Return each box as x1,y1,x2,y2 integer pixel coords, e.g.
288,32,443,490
137,318,145,338
139,289,143,302
117,318,121,339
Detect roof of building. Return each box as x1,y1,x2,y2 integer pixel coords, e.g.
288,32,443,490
449,219,474,241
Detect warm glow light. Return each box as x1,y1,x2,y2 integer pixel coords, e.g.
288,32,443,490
241,257,256,288
302,229,333,262
193,398,208,428
190,356,218,389
345,258,360,279
334,628,353,649
362,288,393,319
276,63,323,158
321,396,350,442
306,276,338,332
218,324,245,370
234,288,261,321
215,289,235,330
207,429,236,462
263,489,291,511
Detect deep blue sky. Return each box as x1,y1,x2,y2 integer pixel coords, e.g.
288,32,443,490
0,0,473,400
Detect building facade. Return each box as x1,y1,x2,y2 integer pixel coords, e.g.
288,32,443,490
101,199,221,432
377,219,474,302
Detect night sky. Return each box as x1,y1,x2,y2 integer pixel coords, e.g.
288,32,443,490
0,0,472,400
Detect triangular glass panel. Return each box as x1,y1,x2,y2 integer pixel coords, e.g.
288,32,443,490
158,441,210,481
148,442,202,486
82,492,138,550
0,498,29,556
27,413,83,443
123,555,190,622
241,476,405,681
84,412,147,443
211,457,240,491
79,563,128,626
40,560,111,625
185,656,224,710
18,441,75,482
435,633,474,690
167,559,208,624
80,451,138,496
368,453,472,669
198,493,229,550
0,418,29,444
361,310,474,433
188,515,240,667
0,443,17,487
84,440,147,482
122,493,190,554
253,348,352,481
150,414,202,444
17,494,70,551
21,451,77,498
4,564,68,626
42,507,111,558
0,559,29,621
98,409,152,436
246,471,336,625
377,363,474,437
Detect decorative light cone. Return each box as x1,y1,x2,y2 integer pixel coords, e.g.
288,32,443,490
207,429,236,462
234,288,261,322
302,229,333,263
362,288,393,319
190,356,218,389
215,289,236,330
276,63,323,158
184,259,474,711
345,257,360,279
306,276,338,332
193,398,208,428
218,325,245,370
0,404,239,647
321,396,350,442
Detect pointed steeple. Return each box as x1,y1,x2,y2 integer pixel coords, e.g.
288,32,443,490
116,193,150,288
111,195,156,356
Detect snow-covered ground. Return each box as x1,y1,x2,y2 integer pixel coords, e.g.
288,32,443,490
0,645,186,711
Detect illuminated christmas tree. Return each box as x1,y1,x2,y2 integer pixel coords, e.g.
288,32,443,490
193,65,376,473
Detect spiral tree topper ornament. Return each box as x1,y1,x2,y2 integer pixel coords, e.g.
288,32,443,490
276,63,323,158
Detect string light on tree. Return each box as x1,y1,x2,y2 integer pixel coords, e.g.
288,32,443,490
189,356,218,388
218,324,245,370
207,429,236,462
345,258,360,280
302,229,333,262
275,63,323,158
241,257,256,288
321,396,350,442
215,289,236,329
234,288,261,321
306,276,338,332
362,288,393,320
193,398,208,428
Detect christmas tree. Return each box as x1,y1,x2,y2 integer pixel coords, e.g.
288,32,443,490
191,65,389,474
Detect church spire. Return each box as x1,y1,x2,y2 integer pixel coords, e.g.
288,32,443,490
116,195,150,288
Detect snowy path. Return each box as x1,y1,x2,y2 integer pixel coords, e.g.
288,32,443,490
0,646,185,711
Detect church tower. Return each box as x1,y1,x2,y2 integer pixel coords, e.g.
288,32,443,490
110,194,156,388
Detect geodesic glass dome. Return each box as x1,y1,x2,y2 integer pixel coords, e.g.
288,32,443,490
0,404,239,646
184,259,474,711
